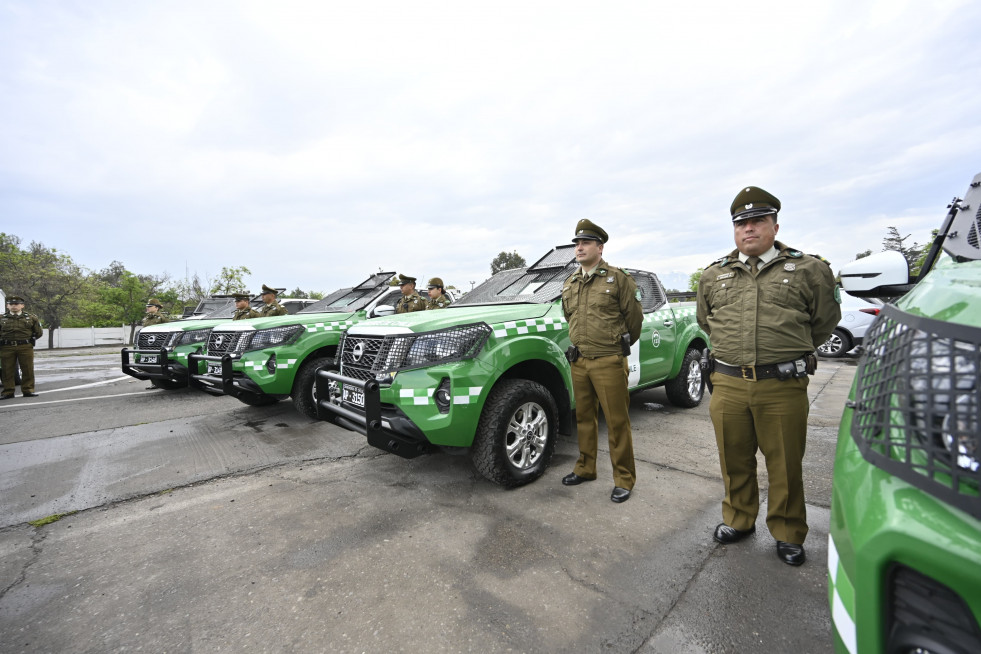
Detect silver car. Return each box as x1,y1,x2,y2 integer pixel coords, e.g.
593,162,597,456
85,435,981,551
817,291,883,357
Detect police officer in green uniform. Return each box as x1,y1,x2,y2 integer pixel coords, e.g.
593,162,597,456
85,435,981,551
696,186,841,566
258,284,288,317
395,274,427,313
1,295,44,399
232,294,259,320
560,219,644,503
425,277,452,309
141,298,170,327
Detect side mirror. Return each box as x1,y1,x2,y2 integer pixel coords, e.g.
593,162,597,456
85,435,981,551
370,305,396,318
838,250,913,298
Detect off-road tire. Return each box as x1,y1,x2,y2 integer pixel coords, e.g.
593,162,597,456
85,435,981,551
818,328,851,358
471,379,558,488
291,357,337,420
664,347,705,408
150,379,184,390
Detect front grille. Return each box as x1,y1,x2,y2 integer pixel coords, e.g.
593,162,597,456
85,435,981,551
850,304,981,519
338,333,387,381
138,332,169,349
887,564,981,652
207,330,249,355
338,324,492,381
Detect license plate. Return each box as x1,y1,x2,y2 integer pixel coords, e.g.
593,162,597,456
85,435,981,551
141,355,158,364
342,385,365,408
207,363,222,375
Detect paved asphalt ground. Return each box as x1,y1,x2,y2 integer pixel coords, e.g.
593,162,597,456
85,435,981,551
0,346,857,653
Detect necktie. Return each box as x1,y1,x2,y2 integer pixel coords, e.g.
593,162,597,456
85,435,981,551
747,256,760,274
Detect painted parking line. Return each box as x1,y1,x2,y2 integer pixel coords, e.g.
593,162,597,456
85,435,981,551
40,376,135,393
0,390,154,409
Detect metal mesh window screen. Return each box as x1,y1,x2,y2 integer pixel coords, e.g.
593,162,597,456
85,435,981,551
338,324,492,380
626,268,666,312
850,304,981,519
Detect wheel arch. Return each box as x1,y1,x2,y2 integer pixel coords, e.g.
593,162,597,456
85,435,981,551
494,358,573,435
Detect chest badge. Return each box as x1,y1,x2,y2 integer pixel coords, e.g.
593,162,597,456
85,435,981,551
606,276,614,283
784,263,796,271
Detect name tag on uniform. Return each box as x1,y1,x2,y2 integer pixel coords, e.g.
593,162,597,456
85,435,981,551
716,272,735,280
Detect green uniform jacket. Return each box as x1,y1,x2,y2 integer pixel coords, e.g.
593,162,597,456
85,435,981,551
233,307,260,320
395,292,427,314
141,312,170,327
561,259,643,358
259,302,288,317
696,241,841,366
425,294,452,310
0,311,43,342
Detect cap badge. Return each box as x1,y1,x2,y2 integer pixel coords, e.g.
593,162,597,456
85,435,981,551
745,203,753,209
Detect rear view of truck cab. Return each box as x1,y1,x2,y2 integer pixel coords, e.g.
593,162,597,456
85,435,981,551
828,173,981,654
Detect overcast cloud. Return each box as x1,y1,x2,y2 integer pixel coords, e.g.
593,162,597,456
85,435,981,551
2,0,979,296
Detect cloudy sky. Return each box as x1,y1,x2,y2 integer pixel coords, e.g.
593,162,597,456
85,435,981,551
2,0,979,296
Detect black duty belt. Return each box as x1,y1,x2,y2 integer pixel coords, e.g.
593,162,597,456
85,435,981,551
0,339,33,346
714,358,807,382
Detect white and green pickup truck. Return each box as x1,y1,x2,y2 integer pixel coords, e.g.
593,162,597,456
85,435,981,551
187,273,405,416
316,245,710,487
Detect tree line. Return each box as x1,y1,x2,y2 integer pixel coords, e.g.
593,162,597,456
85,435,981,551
0,232,324,346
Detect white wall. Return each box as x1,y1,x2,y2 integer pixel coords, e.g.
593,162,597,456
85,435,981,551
36,326,131,349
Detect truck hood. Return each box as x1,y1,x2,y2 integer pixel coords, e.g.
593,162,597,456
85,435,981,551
897,257,981,327
346,302,558,335
208,310,363,331
139,318,233,333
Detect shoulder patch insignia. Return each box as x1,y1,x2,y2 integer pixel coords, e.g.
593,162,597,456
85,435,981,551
835,285,842,303
635,289,642,301
788,250,803,258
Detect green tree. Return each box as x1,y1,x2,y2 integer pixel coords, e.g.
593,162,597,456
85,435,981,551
209,266,252,295
491,250,527,275
855,249,872,260
286,287,309,299
882,226,923,269
0,236,91,348
688,268,704,292
911,229,939,278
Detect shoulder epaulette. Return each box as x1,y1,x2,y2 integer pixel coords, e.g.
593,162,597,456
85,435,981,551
618,267,632,277
808,253,832,267
709,256,729,268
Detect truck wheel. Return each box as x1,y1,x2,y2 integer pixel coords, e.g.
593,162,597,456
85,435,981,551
150,379,184,390
291,357,337,420
235,394,280,407
665,347,705,408
818,328,851,358
471,379,558,488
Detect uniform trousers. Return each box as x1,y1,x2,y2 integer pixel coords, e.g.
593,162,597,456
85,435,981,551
1,344,35,396
709,372,810,544
571,354,636,490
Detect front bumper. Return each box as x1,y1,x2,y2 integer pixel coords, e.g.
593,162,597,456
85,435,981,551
829,406,981,654
121,347,187,384
187,352,265,399
315,369,432,458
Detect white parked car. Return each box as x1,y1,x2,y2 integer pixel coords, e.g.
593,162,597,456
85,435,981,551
817,291,883,357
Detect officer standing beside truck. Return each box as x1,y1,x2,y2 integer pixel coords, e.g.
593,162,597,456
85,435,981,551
1,295,43,399
141,298,169,326
258,284,288,317
231,294,259,320
425,277,452,309
696,186,840,566
395,274,427,313
560,219,643,503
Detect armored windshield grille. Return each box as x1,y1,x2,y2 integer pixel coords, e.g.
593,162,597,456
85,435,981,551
357,272,395,289
339,324,493,380
528,244,576,271
850,304,981,519
965,202,981,251
207,330,250,355
627,269,666,311
297,288,354,313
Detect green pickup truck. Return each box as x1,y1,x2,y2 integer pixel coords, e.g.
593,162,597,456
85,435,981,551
187,273,405,416
315,245,709,487
828,172,981,654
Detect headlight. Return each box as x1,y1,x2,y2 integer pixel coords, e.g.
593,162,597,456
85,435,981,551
164,332,183,349
177,328,212,346
245,325,304,351
908,333,979,472
380,323,492,373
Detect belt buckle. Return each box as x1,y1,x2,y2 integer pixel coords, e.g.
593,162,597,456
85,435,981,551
740,365,757,382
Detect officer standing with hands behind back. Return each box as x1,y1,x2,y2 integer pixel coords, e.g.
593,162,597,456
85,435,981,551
696,186,840,566
560,219,643,503
1,295,43,399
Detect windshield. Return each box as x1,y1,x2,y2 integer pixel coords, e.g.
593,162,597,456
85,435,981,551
456,245,577,306
297,272,396,314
